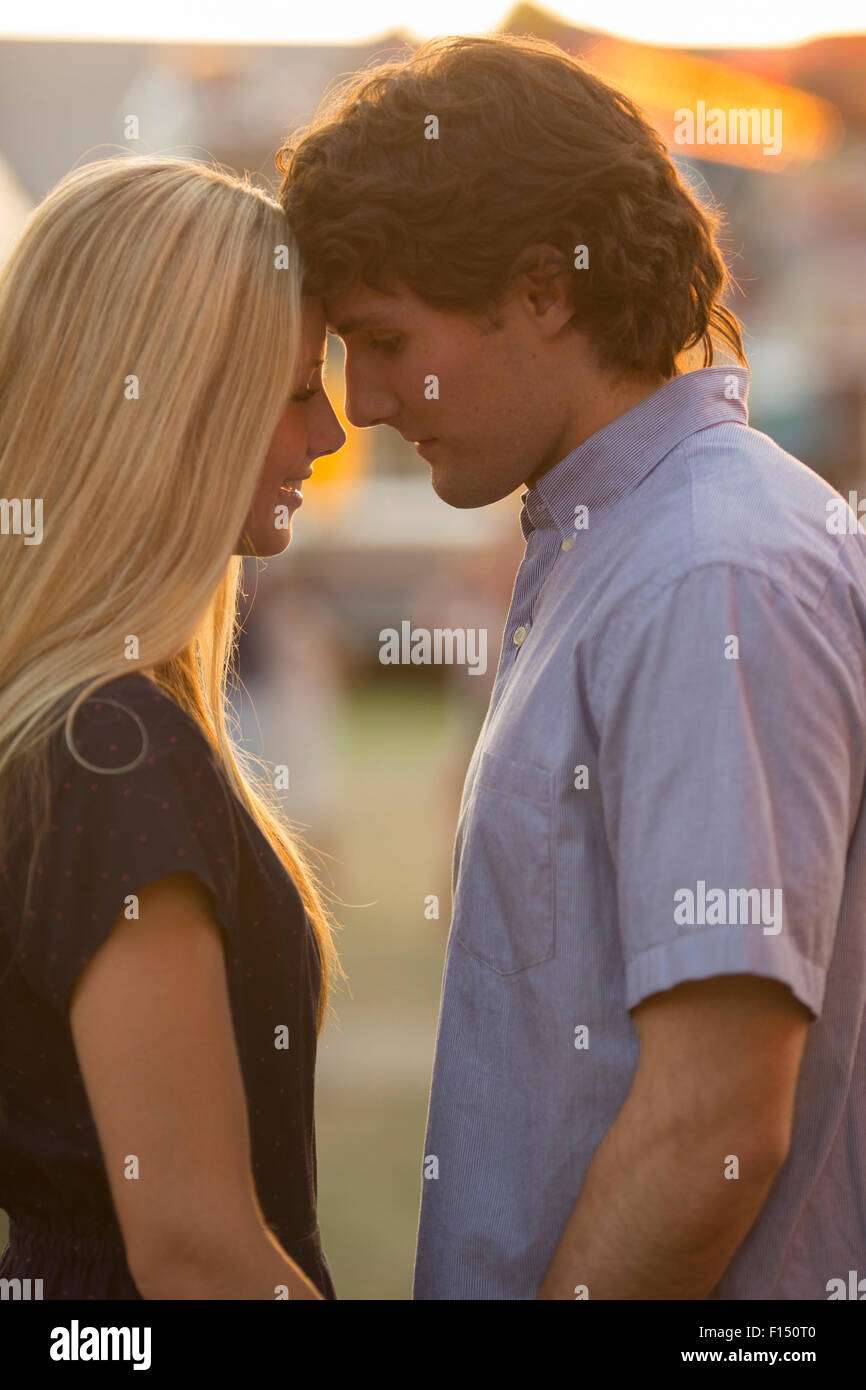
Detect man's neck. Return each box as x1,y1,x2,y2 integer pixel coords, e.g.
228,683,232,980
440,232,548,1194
525,367,674,490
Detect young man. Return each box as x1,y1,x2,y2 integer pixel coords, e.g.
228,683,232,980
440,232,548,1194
278,34,866,1300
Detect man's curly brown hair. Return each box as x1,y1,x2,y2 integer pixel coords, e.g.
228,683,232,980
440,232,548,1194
277,33,746,380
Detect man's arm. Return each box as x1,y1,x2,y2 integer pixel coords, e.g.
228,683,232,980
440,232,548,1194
537,973,812,1300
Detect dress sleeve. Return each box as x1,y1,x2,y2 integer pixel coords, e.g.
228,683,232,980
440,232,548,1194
9,677,240,1012
592,561,866,1019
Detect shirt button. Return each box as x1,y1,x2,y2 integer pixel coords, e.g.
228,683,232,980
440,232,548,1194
561,537,575,551
513,626,529,646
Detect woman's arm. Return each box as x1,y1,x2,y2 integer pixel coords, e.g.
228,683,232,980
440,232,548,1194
68,871,322,1300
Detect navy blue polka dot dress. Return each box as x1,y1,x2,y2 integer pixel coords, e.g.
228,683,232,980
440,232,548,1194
0,672,336,1299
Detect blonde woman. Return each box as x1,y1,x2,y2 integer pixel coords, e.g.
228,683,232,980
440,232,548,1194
0,156,346,1299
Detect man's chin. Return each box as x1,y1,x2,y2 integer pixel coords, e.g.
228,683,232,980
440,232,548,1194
431,481,475,509
430,471,514,510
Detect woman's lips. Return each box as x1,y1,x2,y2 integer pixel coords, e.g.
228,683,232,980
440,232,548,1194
279,469,311,508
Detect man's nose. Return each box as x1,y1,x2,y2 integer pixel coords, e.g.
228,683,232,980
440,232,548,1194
343,374,399,431
325,417,347,456
314,406,347,460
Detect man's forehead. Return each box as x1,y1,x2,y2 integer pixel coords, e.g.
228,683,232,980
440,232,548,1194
325,284,410,336
299,300,327,359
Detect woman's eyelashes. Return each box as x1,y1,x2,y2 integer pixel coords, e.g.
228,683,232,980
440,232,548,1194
292,370,324,404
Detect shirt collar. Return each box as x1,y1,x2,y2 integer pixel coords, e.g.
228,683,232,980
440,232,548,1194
519,365,750,540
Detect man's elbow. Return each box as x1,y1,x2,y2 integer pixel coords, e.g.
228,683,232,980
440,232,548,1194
679,1106,795,1193
732,1130,791,1188
632,1085,798,1192
628,974,810,1191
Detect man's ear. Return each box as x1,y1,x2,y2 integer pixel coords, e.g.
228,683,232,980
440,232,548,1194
509,244,575,335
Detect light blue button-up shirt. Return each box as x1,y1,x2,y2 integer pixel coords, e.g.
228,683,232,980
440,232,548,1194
413,366,866,1300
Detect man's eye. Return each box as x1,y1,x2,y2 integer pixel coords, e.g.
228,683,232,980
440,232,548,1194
370,337,402,353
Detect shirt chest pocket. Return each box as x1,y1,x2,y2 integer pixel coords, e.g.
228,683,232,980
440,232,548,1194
452,749,555,975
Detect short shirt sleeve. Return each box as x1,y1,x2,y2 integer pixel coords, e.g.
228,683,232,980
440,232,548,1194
593,562,866,1019
7,676,240,1011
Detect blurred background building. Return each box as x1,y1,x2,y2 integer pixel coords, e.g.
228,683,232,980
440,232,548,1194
1,4,865,1297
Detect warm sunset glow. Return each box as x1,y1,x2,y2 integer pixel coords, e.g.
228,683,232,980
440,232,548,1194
2,0,863,47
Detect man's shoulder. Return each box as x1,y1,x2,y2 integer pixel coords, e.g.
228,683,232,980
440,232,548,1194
571,423,866,676
618,421,866,614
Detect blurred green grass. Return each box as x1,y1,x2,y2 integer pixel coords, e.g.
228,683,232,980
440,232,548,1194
314,677,455,1299
1,679,459,1298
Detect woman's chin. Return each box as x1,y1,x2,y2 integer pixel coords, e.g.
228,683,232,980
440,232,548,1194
258,530,293,558
233,523,293,559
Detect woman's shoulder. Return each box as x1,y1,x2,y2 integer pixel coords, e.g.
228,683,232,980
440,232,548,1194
1,672,243,1010
50,669,240,871
62,671,216,769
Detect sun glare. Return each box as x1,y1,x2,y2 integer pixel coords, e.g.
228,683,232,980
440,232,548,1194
2,0,863,47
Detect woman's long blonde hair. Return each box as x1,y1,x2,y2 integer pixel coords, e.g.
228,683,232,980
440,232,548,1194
0,155,342,1028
